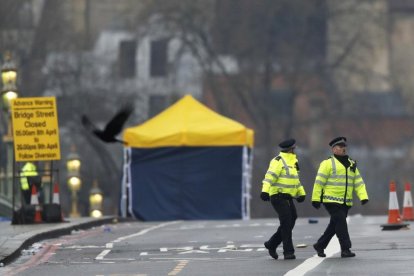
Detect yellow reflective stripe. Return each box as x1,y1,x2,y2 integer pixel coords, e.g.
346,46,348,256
273,183,302,189
280,157,290,176
278,175,299,180
272,179,300,186
332,175,347,179
325,181,351,186
317,173,328,179
354,181,365,186
331,157,336,176
315,179,325,186
266,171,278,178
263,179,273,185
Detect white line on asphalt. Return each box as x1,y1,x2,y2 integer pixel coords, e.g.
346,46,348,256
114,221,179,243
96,249,111,260
284,217,349,276
94,221,179,261
284,238,340,276
98,258,135,261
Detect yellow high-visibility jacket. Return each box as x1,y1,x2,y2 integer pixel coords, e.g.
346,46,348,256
261,152,306,197
312,156,368,206
20,162,38,191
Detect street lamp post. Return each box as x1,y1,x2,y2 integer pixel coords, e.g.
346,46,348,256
1,52,18,206
66,146,81,217
41,162,52,203
89,179,103,218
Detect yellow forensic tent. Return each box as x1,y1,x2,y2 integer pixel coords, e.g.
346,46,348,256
121,95,254,221
123,95,254,148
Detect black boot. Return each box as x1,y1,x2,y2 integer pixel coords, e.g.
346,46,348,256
341,249,356,258
264,242,278,260
284,253,296,260
313,243,326,257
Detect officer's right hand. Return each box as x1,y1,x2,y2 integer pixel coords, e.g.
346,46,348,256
260,192,270,201
296,195,305,203
312,201,321,209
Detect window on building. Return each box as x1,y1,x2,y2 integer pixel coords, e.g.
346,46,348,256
150,38,168,77
119,40,136,78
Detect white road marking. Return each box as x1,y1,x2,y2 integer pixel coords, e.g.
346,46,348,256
114,221,179,243
64,245,104,249
284,217,350,276
161,246,193,252
95,221,179,261
284,238,340,276
96,249,111,260
240,244,265,248
178,250,208,254
98,258,135,261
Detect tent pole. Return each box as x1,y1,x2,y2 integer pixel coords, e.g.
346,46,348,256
247,147,253,219
242,146,252,220
120,147,130,218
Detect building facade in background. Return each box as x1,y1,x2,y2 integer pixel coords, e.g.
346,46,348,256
2,0,414,217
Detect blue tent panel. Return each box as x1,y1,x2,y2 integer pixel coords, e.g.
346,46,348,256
130,146,243,221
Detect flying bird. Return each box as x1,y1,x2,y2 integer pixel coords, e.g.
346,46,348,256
81,105,134,144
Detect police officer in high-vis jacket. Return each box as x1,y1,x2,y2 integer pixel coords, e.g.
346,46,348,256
20,161,39,205
260,138,306,260
311,136,369,258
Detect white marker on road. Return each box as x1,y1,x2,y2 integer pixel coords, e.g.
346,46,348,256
284,217,350,276
95,221,179,260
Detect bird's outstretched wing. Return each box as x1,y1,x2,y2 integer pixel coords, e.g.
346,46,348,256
81,104,134,144
81,115,98,132
103,104,134,138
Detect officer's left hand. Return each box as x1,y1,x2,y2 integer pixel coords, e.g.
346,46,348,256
296,195,305,203
260,192,270,201
312,201,321,209
361,199,369,205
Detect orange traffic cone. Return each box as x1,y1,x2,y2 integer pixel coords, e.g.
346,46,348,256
52,183,64,222
381,181,408,230
388,181,401,224
402,182,414,221
52,183,60,204
31,185,42,223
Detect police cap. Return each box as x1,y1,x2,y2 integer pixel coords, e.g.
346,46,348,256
329,136,347,147
279,138,296,150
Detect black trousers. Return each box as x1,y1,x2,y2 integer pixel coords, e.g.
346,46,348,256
316,203,351,250
266,195,297,255
22,189,31,205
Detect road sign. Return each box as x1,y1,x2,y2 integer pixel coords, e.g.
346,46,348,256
11,97,61,161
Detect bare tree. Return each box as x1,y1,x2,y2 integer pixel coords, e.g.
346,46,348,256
136,0,394,217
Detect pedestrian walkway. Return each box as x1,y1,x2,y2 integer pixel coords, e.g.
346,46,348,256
0,216,115,266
